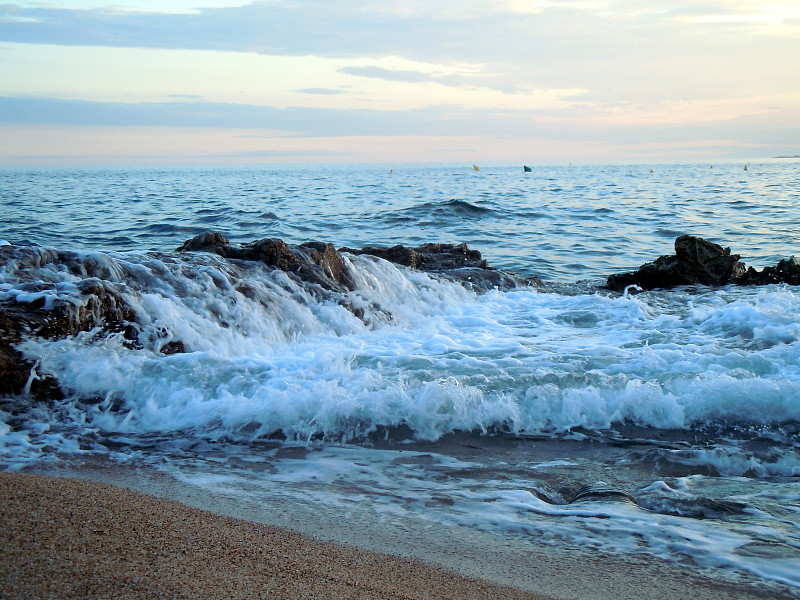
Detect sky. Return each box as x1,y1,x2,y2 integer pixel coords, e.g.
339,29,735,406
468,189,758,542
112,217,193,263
1,0,799,165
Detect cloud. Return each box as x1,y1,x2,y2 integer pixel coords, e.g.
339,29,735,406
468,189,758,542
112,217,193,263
297,88,345,95
2,0,797,103
339,66,439,84
0,1,798,163
2,95,797,150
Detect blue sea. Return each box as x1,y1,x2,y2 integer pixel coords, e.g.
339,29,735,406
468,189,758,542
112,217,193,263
2,161,799,597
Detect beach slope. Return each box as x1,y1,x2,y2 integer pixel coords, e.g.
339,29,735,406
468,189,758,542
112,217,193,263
0,472,547,600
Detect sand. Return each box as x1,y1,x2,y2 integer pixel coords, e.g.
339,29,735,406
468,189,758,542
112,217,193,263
0,472,548,600
2,471,794,600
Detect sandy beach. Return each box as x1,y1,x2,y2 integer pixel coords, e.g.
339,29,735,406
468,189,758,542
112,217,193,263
2,470,796,600
1,472,550,600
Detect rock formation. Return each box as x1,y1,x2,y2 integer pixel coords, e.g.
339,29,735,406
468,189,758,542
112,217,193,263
0,246,137,398
607,235,800,291
340,242,542,290
177,232,353,292
737,256,800,286
178,232,542,291
1,233,539,398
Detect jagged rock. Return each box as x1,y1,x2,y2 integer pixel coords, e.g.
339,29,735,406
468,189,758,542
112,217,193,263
607,235,800,291
341,242,542,290
178,232,353,291
738,256,800,286
0,246,140,398
178,232,541,291
341,242,487,271
607,235,746,291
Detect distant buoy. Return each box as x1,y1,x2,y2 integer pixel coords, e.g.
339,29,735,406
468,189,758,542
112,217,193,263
744,165,748,171
650,169,654,173
710,165,713,169
389,169,393,173
523,165,532,172
473,164,480,171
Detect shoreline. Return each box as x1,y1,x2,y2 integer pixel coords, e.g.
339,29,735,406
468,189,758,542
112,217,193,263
2,469,794,600
1,472,546,600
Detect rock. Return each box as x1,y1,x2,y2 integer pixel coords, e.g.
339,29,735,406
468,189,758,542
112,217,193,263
738,256,800,286
178,232,541,291
607,235,746,291
344,244,423,269
177,232,353,291
0,246,140,398
607,235,800,291
176,230,229,253
341,242,542,290
341,242,487,271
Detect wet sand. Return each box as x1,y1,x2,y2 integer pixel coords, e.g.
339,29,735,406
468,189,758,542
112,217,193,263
0,472,547,600
1,471,793,600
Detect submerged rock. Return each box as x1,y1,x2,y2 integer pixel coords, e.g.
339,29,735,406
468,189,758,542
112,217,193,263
570,483,636,504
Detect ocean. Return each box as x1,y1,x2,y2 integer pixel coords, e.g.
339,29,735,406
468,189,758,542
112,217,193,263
2,161,799,597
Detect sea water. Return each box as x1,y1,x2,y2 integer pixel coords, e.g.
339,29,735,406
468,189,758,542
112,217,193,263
1,162,799,596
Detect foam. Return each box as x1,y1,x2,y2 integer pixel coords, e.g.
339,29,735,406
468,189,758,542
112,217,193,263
2,250,800,461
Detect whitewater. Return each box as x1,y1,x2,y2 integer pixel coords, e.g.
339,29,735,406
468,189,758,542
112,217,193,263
1,161,799,597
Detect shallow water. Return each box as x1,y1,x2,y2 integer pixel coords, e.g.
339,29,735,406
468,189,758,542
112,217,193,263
1,161,799,596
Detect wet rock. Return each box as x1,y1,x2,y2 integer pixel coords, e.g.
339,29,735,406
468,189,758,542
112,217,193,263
178,232,540,291
178,232,353,291
341,242,542,290
176,230,229,253
607,235,800,291
345,244,423,269
342,242,487,271
738,256,800,286
160,340,186,355
607,235,746,291
298,241,353,291
0,246,139,398
641,496,749,519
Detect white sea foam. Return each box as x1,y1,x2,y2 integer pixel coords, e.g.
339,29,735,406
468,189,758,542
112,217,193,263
3,251,800,455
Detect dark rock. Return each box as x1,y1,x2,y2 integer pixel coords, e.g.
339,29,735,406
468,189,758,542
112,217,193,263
341,242,542,290
607,235,746,291
176,231,229,252
0,246,139,399
298,242,353,290
738,256,800,286
0,345,31,397
343,244,422,269
342,242,487,271
160,340,186,355
178,232,540,292
608,235,800,291
178,232,353,291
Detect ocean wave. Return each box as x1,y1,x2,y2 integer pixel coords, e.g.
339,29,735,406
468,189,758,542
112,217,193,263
2,243,799,463
384,199,500,225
